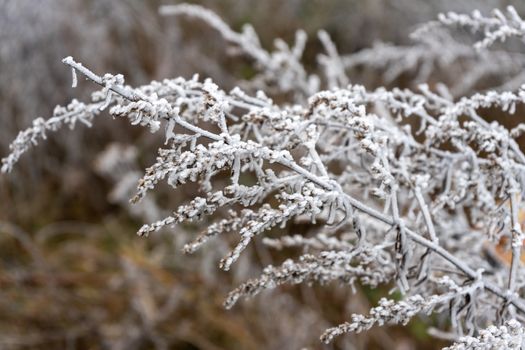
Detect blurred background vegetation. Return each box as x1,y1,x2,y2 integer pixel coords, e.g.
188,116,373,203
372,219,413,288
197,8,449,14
1,1,525,349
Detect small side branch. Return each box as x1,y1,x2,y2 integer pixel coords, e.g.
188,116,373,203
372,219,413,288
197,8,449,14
508,191,523,294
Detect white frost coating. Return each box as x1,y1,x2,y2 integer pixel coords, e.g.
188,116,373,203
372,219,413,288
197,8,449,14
416,6,525,50
444,319,524,350
4,4,525,349
71,66,77,88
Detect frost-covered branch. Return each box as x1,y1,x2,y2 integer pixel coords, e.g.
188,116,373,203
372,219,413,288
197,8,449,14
57,54,525,326
415,6,525,51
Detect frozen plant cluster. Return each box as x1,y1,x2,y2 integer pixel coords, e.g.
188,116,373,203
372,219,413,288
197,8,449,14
443,319,524,350
4,3,525,348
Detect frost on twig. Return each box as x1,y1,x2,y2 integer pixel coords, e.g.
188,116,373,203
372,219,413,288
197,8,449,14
160,3,318,99
321,274,485,343
417,6,525,50
1,99,99,173
225,243,396,309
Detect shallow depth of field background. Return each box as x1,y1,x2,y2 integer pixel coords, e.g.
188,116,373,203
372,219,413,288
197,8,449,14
1,1,525,349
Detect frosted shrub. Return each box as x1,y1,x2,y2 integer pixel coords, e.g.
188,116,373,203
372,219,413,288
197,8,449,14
4,4,525,348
